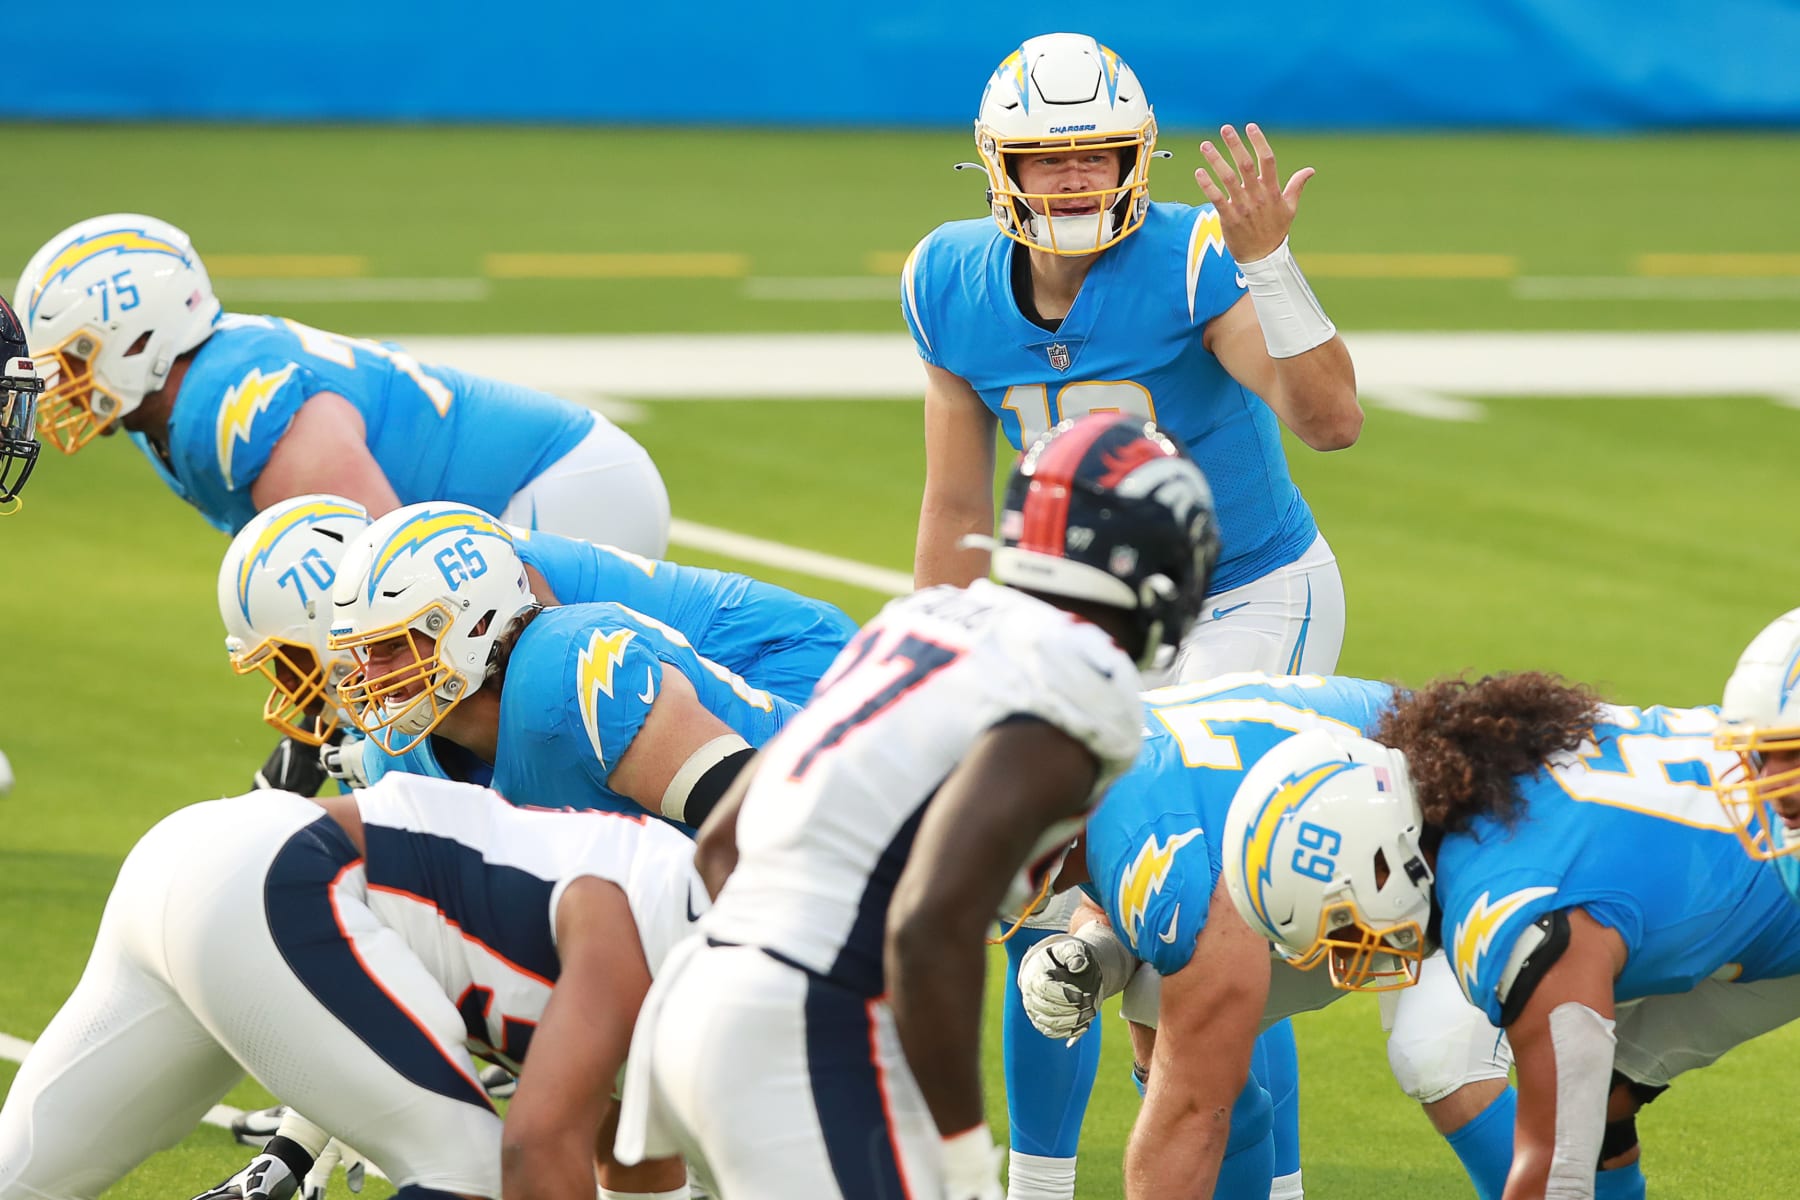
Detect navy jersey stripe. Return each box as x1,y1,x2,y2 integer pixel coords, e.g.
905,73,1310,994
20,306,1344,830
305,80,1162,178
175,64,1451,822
803,975,914,1200
263,815,492,1112
363,824,562,985
825,791,935,996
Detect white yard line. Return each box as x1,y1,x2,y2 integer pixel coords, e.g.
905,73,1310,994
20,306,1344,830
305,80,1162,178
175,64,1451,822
670,519,912,596
396,332,1800,408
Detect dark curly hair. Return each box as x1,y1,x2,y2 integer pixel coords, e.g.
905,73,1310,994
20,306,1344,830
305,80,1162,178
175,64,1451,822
1376,672,1606,844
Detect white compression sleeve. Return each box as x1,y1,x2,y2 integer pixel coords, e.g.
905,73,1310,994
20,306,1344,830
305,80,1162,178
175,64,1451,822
1546,1001,1617,1200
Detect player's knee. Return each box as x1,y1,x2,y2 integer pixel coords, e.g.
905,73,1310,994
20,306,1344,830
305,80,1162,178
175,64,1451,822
1386,1022,1511,1104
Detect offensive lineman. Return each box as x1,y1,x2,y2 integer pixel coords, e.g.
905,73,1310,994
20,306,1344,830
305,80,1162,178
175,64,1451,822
16,214,668,551
613,414,1221,1199
901,32,1361,1194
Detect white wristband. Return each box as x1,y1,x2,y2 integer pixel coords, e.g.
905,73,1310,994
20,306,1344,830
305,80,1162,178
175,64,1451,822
941,1123,1000,1198
1237,238,1337,359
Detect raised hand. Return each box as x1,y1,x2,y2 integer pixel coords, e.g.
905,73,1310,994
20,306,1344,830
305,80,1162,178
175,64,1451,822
1193,123,1315,264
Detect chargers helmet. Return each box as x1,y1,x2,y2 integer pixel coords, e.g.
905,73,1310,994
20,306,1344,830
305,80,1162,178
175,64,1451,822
16,214,220,454
0,294,43,509
1223,729,1435,992
327,503,537,754
981,413,1218,667
1714,607,1800,863
974,33,1157,255
218,496,373,745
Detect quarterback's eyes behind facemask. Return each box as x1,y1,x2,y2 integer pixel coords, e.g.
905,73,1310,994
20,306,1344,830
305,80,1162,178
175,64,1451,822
973,32,1157,257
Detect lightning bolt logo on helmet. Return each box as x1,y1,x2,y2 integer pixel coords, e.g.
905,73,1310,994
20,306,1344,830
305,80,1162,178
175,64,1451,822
1239,761,1357,938
1117,828,1204,951
28,227,190,322
235,497,366,619
1452,886,1556,999
366,508,513,602
576,628,638,767
216,364,297,488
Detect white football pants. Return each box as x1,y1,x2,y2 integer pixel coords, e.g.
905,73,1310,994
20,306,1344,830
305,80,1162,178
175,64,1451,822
1168,533,1346,683
1613,971,1800,1088
502,415,670,557
621,940,940,1200
0,793,503,1200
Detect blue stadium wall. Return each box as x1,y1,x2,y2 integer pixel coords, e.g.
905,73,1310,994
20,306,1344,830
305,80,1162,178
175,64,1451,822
11,1,1798,129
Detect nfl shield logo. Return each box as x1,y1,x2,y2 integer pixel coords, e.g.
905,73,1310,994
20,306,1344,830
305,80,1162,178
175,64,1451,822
1046,342,1071,372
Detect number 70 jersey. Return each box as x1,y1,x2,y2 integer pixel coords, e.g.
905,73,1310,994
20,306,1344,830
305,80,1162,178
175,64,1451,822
702,579,1146,996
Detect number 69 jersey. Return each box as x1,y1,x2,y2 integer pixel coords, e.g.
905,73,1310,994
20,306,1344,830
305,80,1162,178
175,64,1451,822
702,579,1145,996
153,314,596,534
901,203,1317,594
1437,704,1800,1026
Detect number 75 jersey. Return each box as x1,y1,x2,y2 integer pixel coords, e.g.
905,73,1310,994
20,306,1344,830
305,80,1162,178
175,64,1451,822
702,579,1146,996
901,203,1317,594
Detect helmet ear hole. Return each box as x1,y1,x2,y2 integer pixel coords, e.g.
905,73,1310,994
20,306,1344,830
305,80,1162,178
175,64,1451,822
122,331,152,358
1372,848,1391,889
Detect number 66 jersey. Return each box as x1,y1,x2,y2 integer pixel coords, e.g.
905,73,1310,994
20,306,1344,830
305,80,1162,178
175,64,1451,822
702,579,1146,996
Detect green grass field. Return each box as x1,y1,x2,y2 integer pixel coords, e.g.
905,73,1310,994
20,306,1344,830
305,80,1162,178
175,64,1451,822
4,125,1800,1199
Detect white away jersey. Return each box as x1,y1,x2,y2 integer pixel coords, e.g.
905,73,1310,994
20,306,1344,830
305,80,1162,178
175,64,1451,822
353,773,704,1070
703,580,1144,995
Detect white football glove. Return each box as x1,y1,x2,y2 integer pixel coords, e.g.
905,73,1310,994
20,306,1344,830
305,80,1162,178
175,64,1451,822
1019,934,1105,1043
300,1140,367,1200
940,1124,1004,1200
320,735,373,790
192,1153,300,1200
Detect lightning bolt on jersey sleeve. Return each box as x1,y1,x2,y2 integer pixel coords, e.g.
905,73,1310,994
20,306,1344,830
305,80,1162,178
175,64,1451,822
1434,704,1800,1025
165,316,595,533
902,207,1314,593
704,580,1143,994
490,603,800,822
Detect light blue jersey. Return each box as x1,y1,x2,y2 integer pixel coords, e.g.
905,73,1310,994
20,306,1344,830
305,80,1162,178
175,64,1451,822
367,602,799,828
153,315,595,533
1439,704,1800,1026
901,203,1317,593
1086,674,1395,974
510,530,858,707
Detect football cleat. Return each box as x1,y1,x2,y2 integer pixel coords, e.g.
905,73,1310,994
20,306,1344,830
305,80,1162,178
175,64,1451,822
228,1104,286,1148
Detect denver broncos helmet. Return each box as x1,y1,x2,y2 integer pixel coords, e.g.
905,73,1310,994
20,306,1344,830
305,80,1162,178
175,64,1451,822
982,412,1219,665
0,294,43,510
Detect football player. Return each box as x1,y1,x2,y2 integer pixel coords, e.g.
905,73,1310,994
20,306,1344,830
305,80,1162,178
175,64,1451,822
16,214,668,551
1229,676,1800,1200
0,772,699,1200
0,293,45,513
326,503,796,827
612,414,1220,1200
1018,673,1518,1200
218,496,856,793
901,34,1360,1193
1712,606,1800,900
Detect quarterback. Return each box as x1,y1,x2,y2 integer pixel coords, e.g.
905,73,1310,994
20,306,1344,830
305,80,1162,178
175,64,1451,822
1231,677,1800,1200
16,214,667,550
614,415,1221,1200
904,33,1359,1195
0,773,698,1200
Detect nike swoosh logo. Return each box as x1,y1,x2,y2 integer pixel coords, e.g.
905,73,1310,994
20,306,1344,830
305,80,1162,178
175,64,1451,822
686,883,705,923
637,668,656,706
1211,602,1251,620
1235,273,1248,288
1158,904,1182,944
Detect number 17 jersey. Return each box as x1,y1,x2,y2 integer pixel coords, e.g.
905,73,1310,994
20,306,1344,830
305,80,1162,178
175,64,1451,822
703,580,1145,996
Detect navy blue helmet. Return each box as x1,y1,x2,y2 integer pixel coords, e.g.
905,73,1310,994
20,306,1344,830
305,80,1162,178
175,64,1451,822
987,413,1220,664
0,294,42,508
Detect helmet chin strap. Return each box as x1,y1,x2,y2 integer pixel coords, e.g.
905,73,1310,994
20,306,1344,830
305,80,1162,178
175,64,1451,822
1023,210,1116,254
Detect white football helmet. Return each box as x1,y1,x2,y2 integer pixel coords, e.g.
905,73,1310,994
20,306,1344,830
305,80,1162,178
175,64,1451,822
1714,607,1800,860
15,214,221,454
327,503,537,754
218,496,372,745
1223,729,1435,993
974,33,1157,255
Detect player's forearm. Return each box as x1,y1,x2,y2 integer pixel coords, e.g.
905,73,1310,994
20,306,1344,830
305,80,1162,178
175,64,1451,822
501,1132,597,1200
1124,1093,1232,1200
913,494,993,589
1269,337,1361,450
887,908,988,1135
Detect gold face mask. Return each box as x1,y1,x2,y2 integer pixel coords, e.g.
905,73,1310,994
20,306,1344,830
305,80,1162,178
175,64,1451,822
975,122,1157,257
1288,897,1428,993
330,602,468,755
1713,725,1800,860
229,636,342,745
33,330,128,454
